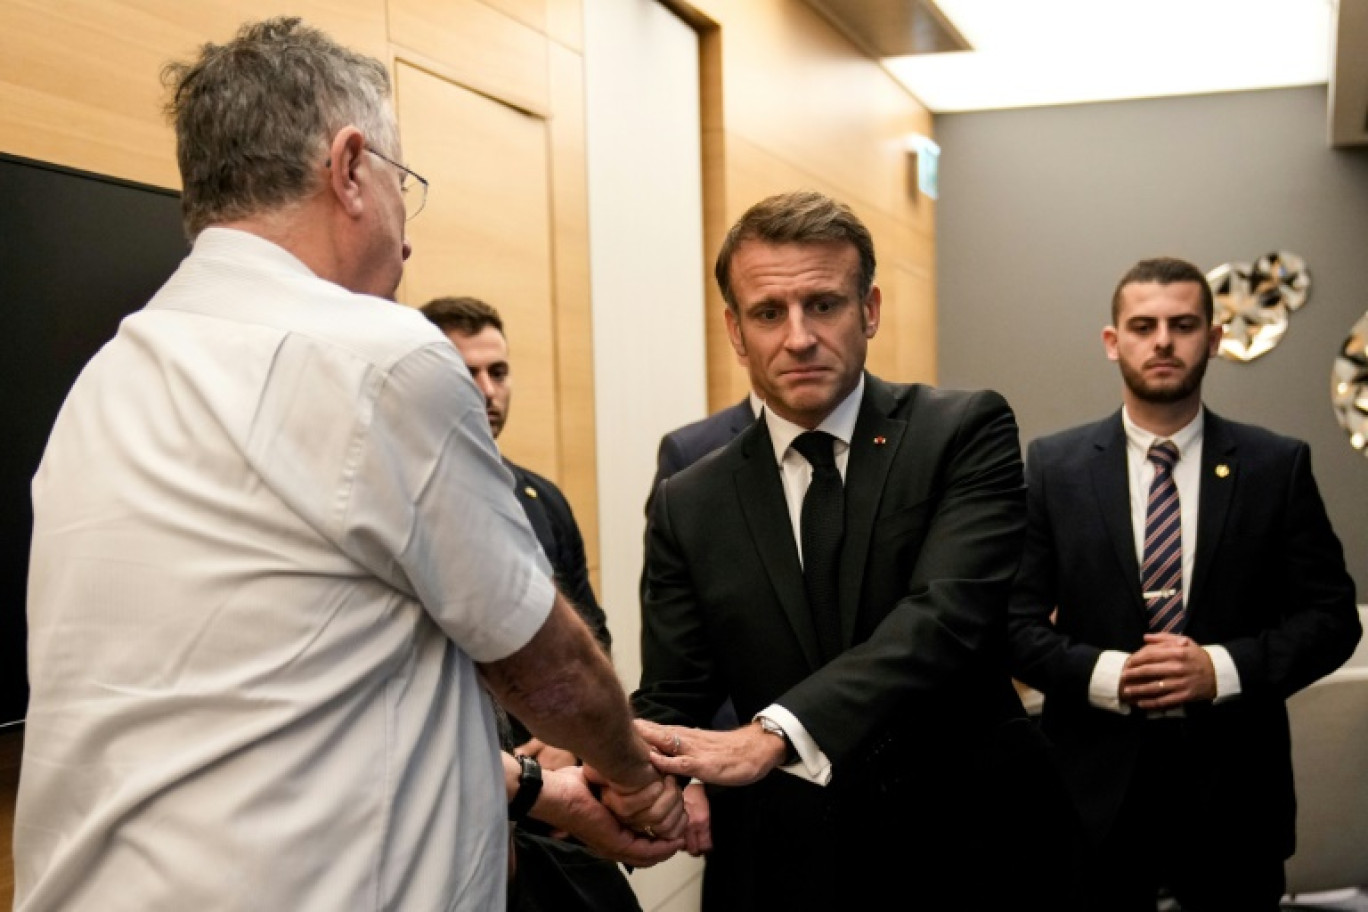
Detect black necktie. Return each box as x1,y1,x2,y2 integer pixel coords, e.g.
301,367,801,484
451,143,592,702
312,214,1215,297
791,431,844,662
1141,440,1185,633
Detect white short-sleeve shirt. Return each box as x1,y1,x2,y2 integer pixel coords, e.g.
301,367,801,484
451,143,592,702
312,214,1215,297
15,228,556,911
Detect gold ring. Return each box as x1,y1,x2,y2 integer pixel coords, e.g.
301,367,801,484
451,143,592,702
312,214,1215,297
671,733,682,755
1158,680,1166,692
644,825,656,838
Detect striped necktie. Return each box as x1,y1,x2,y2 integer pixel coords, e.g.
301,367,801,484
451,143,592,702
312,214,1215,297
1141,440,1185,632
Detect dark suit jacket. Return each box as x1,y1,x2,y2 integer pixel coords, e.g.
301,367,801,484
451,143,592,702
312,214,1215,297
505,459,610,746
645,398,755,732
635,374,1074,907
1007,408,1360,859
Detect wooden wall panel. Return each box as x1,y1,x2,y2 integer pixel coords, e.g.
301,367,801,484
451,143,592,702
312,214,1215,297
683,0,938,408
394,63,559,479
0,729,18,910
0,0,386,189
880,264,937,384
481,0,547,33
547,41,600,582
696,0,929,216
389,0,549,116
545,0,584,53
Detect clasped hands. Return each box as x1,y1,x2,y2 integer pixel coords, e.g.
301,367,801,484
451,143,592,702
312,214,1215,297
546,746,683,869
1118,632,1217,710
533,719,790,865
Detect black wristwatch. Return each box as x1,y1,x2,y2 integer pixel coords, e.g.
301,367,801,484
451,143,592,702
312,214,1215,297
508,753,543,823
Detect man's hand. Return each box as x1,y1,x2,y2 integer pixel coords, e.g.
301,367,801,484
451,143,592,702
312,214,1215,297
1119,633,1217,710
517,736,578,772
582,759,688,842
531,765,683,868
634,719,787,787
681,781,715,857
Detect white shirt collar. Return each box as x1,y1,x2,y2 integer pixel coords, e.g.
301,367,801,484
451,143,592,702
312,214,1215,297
1121,405,1204,461
192,226,318,279
764,375,865,465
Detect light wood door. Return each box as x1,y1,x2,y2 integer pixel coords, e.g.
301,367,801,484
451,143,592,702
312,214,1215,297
394,62,559,480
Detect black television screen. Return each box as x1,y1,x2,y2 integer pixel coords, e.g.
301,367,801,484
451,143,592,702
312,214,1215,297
0,152,188,727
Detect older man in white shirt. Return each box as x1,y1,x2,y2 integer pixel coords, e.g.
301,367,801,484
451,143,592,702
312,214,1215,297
14,17,682,912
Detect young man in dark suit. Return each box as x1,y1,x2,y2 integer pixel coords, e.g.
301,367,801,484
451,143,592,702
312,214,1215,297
631,190,1079,909
1006,256,1360,911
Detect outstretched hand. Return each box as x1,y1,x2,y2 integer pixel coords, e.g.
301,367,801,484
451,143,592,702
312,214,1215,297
634,719,787,787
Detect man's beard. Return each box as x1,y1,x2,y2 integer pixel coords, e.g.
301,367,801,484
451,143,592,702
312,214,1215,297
1120,352,1209,404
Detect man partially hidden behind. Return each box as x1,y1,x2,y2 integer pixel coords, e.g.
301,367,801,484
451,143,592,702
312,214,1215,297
632,189,1081,909
1007,256,1360,910
13,18,682,912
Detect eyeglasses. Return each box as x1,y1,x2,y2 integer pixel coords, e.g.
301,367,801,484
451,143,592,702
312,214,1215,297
366,147,429,221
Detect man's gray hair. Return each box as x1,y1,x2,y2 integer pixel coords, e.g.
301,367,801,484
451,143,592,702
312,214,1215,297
162,16,396,238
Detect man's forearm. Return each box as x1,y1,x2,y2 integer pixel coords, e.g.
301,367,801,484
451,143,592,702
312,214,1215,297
481,592,654,790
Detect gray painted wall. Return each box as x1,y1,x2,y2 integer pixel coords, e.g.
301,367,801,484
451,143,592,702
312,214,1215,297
935,85,1368,594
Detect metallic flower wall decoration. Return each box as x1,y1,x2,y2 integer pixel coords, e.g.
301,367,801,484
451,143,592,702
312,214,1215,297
1206,251,1311,362
1331,311,1368,460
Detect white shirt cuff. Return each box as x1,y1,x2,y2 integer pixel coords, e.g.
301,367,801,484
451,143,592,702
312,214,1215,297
756,704,832,786
1204,644,1241,702
1090,650,1133,715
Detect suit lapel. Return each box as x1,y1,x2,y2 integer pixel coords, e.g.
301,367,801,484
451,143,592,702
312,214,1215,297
1089,413,1148,620
838,376,902,647
507,462,555,562
734,417,824,669
1190,409,1237,611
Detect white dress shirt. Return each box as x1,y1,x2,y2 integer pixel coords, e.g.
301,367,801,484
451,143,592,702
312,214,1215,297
1088,407,1241,714
15,228,556,911
754,377,865,786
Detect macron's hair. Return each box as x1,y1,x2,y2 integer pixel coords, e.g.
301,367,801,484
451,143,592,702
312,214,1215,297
714,190,876,311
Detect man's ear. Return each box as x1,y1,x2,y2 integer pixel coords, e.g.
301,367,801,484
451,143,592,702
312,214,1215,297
724,306,747,357
1102,326,1120,362
1207,321,1223,356
326,126,367,218
862,284,882,339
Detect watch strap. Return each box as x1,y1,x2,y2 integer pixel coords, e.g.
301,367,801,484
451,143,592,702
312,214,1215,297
507,753,543,823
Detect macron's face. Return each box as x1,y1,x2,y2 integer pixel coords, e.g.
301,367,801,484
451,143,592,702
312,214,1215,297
724,240,879,430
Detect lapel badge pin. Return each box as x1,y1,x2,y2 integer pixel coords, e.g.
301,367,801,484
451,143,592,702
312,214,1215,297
1214,465,1230,479
873,436,887,446
524,486,538,498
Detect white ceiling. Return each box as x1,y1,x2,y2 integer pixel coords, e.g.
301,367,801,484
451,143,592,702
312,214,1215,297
807,0,1368,146
881,0,1336,112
